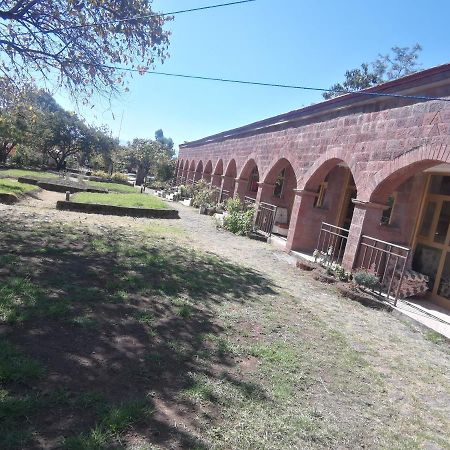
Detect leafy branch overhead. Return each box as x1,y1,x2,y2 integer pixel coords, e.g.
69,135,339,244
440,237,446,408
0,0,172,99
323,44,423,99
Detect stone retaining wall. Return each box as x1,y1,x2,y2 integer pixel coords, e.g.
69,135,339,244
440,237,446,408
56,201,180,218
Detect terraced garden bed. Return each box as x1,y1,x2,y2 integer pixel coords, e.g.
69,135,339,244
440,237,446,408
57,192,179,218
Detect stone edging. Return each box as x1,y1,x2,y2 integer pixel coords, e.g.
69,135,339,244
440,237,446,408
56,200,180,219
18,177,107,194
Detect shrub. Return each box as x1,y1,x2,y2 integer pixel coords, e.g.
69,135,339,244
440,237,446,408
192,185,219,208
111,172,128,183
225,197,244,214
91,170,109,179
334,265,350,282
223,198,255,235
353,270,380,290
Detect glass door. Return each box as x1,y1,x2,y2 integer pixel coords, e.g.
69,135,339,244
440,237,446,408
413,175,450,304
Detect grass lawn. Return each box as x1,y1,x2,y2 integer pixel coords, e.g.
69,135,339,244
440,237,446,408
0,169,58,179
0,179,37,195
87,180,136,193
72,192,168,209
0,211,449,449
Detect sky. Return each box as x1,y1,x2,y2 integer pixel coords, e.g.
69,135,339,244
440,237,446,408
55,0,450,153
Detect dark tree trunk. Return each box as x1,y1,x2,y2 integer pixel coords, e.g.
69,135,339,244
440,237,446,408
135,165,146,186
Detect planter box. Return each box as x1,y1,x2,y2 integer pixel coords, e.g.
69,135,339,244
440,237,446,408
56,200,179,219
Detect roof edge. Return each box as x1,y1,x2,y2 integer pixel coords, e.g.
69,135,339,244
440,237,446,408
180,63,450,149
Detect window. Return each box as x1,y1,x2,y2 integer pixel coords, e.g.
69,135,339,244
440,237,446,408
314,182,327,208
248,167,259,192
273,168,286,198
380,193,397,225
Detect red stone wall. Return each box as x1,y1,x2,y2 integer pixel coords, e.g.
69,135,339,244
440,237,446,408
177,71,450,270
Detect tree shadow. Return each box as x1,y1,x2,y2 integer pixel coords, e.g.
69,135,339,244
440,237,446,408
0,216,276,449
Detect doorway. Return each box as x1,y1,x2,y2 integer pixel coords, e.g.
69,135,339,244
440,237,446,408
413,174,450,308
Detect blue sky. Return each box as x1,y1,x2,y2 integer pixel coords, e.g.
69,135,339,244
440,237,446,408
55,0,450,152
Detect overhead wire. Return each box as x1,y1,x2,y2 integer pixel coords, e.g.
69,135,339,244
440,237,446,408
15,0,257,35
98,64,450,102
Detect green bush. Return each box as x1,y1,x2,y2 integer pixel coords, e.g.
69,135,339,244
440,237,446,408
225,197,244,214
353,270,380,290
223,198,255,235
192,184,219,208
334,265,350,282
91,170,109,179
111,172,128,183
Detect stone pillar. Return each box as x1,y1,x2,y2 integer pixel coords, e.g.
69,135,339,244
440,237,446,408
234,177,249,201
256,182,276,204
211,173,222,189
187,170,195,184
286,189,318,252
342,200,387,270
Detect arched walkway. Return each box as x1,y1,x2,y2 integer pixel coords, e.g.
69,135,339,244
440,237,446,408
287,158,357,257
211,159,224,188
259,158,298,237
203,160,213,183
235,159,259,200
221,159,237,201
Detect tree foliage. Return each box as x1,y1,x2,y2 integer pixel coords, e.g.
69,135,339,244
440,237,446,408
0,83,120,169
0,0,172,99
323,44,423,99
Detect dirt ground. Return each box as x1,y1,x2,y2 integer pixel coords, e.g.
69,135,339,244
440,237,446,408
1,189,449,449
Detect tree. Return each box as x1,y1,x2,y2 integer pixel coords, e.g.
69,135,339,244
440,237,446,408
126,138,166,185
0,104,28,163
0,1,171,100
323,44,422,99
155,129,174,151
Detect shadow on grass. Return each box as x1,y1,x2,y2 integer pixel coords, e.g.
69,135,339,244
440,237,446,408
0,215,276,449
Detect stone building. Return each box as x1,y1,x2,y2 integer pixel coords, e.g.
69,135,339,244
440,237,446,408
176,64,450,309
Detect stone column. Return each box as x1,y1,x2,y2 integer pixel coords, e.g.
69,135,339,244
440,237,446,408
341,200,387,270
234,177,249,201
285,189,318,253
211,173,222,189
187,170,195,184
255,181,276,204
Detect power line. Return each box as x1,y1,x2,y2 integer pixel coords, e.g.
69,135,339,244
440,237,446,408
101,65,450,102
16,0,256,36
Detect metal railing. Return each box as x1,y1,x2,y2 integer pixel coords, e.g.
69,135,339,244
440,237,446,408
254,202,278,237
355,235,410,305
219,189,231,204
316,222,349,266
244,196,256,209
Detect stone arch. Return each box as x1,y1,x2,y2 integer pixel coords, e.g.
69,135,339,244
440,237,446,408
203,160,213,183
262,157,298,186
222,159,238,198
260,157,299,229
367,142,449,203
189,160,196,171
195,160,204,173
237,157,259,180
213,159,224,175
298,147,357,192
204,160,213,175
224,159,237,178
261,154,301,187
287,153,358,255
